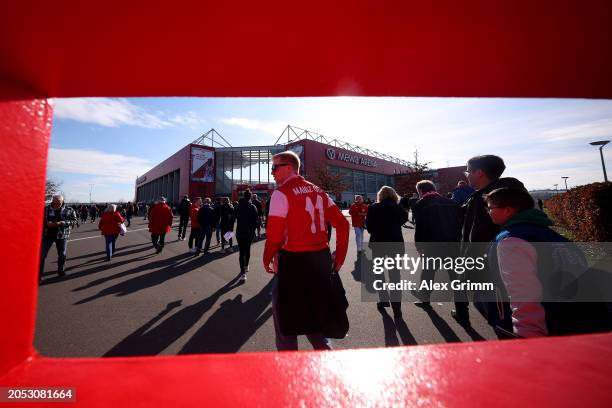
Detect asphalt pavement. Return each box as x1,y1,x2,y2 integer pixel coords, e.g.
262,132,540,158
35,213,498,357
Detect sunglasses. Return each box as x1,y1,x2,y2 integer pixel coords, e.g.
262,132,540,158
271,163,291,172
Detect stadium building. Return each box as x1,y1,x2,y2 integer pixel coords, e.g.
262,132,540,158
134,125,412,205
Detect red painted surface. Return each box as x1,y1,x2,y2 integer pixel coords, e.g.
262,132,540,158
1,1,611,98
1,1,612,406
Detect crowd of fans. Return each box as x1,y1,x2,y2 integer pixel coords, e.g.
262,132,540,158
40,152,610,351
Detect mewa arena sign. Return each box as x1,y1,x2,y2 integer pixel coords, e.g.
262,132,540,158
326,148,378,168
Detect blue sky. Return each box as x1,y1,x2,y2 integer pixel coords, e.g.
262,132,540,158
48,97,612,202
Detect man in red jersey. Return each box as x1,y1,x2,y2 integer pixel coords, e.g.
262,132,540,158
263,151,349,351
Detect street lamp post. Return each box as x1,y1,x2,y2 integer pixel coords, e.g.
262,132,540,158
561,176,569,191
589,140,610,182
553,184,558,195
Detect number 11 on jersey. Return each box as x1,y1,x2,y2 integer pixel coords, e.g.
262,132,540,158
305,195,325,233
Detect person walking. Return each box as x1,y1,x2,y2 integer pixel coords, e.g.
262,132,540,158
188,197,202,253
264,150,349,351
219,197,235,252
451,180,475,205
348,195,368,253
177,195,191,240
485,187,611,337
89,204,99,223
40,195,77,280
365,186,408,318
214,197,222,245
98,204,125,261
79,205,88,223
411,180,462,307
196,197,216,254
148,197,173,254
125,202,134,227
252,193,263,240
459,154,526,332
407,193,419,223
234,189,259,282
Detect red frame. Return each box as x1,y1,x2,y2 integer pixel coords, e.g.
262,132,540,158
1,1,611,406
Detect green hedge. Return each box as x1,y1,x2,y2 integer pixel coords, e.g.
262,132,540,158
545,182,612,242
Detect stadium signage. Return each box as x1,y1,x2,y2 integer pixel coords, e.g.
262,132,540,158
325,148,377,168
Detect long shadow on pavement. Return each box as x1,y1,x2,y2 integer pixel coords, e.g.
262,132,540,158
179,278,274,354
64,242,151,262
63,245,153,272
72,252,195,291
41,250,159,286
103,275,243,357
351,256,362,282
420,305,462,343
378,308,418,347
74,251,230,304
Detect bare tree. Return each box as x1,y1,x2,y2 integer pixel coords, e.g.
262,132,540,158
45,178,63,201
395,149,432,195
311,165,346,200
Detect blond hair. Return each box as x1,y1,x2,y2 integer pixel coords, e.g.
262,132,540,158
272,150,300,172
376,186,399,203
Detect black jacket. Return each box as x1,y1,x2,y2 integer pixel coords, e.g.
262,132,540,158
251,198,263,218
365,199,408,243
219,203,235,231
234,198,259,238
197,204,216,228
461,177,525,255
178,198,191,217
413,194,461,243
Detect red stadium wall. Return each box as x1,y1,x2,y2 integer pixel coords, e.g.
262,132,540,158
1,1,612,406
396,166,468,195
136,144,191,200
300,139,411,177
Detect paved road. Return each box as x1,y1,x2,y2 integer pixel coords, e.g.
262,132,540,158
36,214,497,357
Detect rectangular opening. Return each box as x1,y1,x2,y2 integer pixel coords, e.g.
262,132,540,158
36,96,612,357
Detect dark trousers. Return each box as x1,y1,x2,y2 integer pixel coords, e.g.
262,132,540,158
256,218,262,238
237,234,254,270
188,227,202,249
151,234,166,249
271,276,330,351
40,237,68,277
104,234,118,259
178,216,189,238
126,215,132,227
200,226,213,252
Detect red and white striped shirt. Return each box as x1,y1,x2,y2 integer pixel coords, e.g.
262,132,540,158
263,175,349,271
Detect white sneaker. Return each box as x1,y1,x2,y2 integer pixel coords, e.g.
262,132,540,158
239,273,247,282
190,247,197,253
